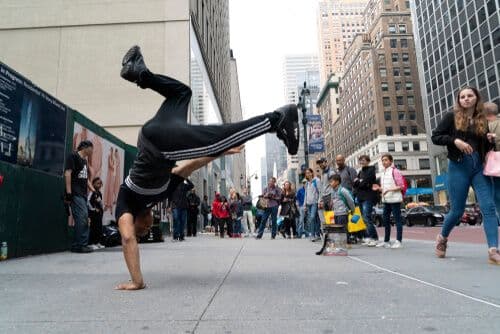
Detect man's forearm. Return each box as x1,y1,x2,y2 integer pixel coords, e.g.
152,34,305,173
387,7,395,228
64,172,72,194
122,238,144,285
173,156,218,178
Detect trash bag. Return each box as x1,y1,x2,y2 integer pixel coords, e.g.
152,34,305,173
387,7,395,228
102,222,122,247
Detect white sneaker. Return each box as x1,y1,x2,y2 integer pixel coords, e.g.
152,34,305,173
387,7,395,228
376,241,391,248
391,240,402,249
96,243,105,249
361,238,372,246
367,240,378,247
88,244,99,250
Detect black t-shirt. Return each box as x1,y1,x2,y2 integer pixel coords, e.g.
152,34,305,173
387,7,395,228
65,152,89,198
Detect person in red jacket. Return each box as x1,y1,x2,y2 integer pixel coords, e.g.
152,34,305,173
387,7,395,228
219,196,232,238
211,193,222,235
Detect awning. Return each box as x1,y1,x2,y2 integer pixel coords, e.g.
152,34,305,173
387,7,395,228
434,173,448,191
406,188,434,196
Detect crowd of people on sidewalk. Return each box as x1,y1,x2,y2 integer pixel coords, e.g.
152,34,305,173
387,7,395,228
64,85,499,266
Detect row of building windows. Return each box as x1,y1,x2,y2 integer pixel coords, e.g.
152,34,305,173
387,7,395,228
385,126,418,136
387,141,421,153
388,24,407,34
380,67,412,77
382,95,416,107
393,158,430,171
381,81,413,91
390,38,409,48
384,111,417,121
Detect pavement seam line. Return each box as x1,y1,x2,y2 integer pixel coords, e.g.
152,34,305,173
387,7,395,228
348,255,500,309
191,241,246,333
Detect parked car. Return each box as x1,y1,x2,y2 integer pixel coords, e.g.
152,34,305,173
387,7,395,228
372,205,407,227
459,205,482,225
405,206,445,227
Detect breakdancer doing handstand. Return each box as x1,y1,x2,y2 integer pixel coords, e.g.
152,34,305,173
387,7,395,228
114,45,299,290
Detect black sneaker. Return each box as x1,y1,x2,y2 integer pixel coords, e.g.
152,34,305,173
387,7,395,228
275,104,299,155
120,45,148,84
71,246,93,253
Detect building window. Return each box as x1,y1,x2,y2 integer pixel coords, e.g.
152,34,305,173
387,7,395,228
409,111,416,120
399,25,407,33
393,68,401,76
398,111,406,120
384,111,392,120
400,126,407,135
473,43,482,60
401,39,408,48
392,53,399,62
390,39,397,48
402,53,409,62
397,96,404,105
406,82,413,90
388,142,395,151
404,67,411,76
394,159,407,170
419,159,430,170
395,82,402,91
482,36,492,54
413,141,420,151
389,24,396,34
411,126,418,135
402,142,409,151
378,54,386,64
380,68,387,76
381,82,389,91
383,97,391,107
407,96,415,105
386,127,394,136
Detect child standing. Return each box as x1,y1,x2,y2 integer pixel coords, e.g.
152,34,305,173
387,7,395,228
88,177,105,249
316,174,355,255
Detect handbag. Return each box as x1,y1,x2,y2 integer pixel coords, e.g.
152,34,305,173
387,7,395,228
258,197,269,209
484,150,500,177
347,207,367,233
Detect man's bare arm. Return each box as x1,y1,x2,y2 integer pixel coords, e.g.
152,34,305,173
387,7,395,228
116,213,146,290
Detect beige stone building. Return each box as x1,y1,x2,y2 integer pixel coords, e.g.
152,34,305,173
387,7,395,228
317,0,368,85
316,73,340,163
332,0,432,201
0,0,243,199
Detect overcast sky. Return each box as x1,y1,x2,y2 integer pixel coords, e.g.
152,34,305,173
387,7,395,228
229,0,319,195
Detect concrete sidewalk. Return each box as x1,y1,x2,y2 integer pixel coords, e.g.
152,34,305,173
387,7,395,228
0,234,499,334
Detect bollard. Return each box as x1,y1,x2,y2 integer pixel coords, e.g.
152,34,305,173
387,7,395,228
322,225,347,256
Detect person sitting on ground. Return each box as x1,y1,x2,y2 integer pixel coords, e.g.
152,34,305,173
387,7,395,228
114,45,300,290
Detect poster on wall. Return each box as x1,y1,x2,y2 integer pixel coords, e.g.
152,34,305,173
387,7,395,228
73,123,125,224
306,114,325,153
0,62,67,174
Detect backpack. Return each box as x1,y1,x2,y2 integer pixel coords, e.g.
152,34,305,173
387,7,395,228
392,167,408,197
336,186,354,211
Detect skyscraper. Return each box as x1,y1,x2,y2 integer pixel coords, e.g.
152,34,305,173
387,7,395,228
317,0,368,85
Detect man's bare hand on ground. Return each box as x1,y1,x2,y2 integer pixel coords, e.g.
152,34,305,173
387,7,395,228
224,145,244,155
115,281,147,291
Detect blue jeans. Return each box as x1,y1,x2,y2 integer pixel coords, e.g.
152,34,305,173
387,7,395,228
383,202,402,242
71,195,90,250
257,206,278,238
359,199,378,240
296,206,305,237
442,153,498,248
305,204,319,237
172,208,187,239
233,217,242,234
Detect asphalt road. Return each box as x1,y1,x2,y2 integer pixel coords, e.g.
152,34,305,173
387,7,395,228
0,229,499,334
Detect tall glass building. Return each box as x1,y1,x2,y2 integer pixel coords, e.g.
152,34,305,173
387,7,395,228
411,0,500,204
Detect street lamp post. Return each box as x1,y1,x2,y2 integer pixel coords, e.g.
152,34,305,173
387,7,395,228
298,81,311,168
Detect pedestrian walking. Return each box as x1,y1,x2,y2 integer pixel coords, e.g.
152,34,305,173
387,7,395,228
432,87,499,264
229,190,243,237
484,102,500,216
211,193,223,235
200,195,211,229
220,196,232,237
256,177,282,239
113,45,299,290
353,155,379,246
64,140,95,253
373,154,405,249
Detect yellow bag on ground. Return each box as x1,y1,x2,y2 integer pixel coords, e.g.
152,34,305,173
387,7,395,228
347,207,366,233
323,211,335,225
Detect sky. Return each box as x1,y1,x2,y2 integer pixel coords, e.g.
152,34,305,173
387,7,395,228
229,0,319,195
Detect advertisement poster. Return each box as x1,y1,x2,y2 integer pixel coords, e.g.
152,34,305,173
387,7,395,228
73,123,125,224
0,62,67,174
307,114,325,153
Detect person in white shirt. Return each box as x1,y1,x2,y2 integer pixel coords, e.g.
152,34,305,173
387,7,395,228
373,154,404,249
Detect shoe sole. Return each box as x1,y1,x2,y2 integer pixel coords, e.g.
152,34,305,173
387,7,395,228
276,104,299,155
122,45,140,66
